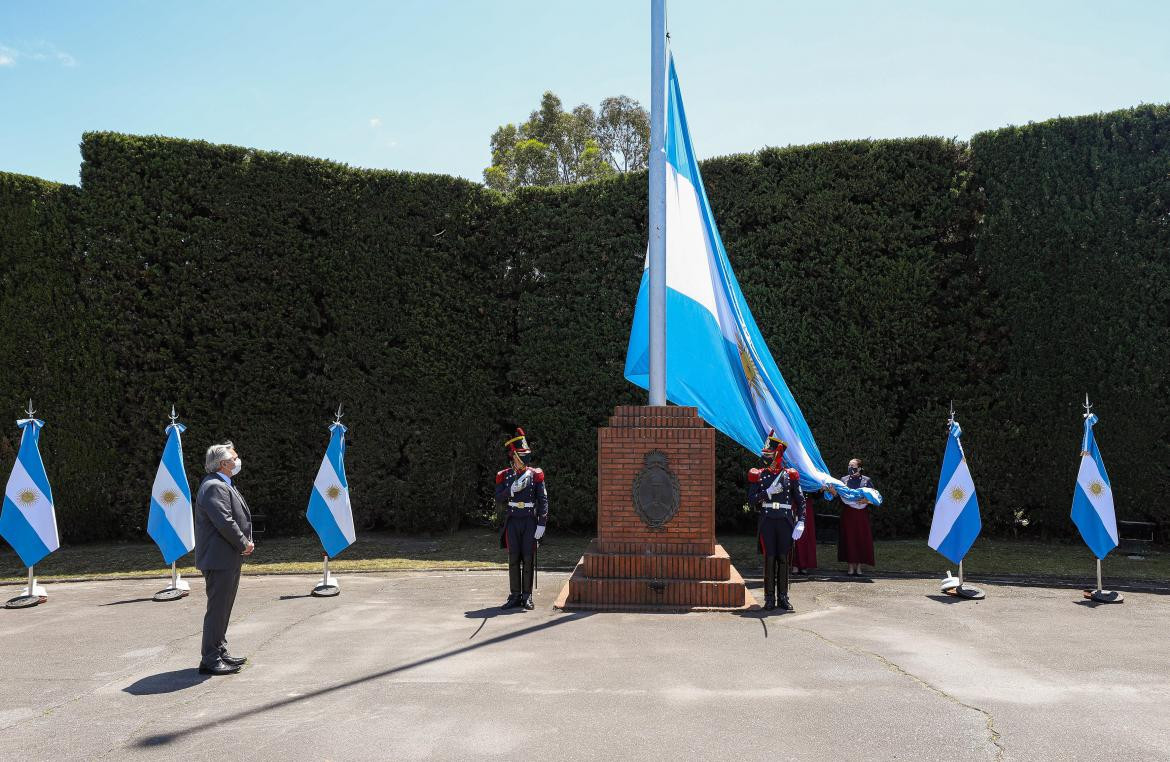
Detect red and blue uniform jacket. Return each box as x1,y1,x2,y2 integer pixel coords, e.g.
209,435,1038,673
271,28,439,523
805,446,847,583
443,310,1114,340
748,467,805,521
494,467,549,525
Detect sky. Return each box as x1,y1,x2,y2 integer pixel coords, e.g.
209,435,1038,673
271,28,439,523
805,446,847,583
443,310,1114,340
2,0,1169,186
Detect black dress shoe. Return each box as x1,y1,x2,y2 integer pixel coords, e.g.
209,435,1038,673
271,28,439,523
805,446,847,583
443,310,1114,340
220,652,247,667
501,594,519,610
778,596,794,611
520,594,535,611
198,659,241,676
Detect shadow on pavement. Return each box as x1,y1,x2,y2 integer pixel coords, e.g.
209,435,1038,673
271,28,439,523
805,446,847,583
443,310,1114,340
99,597,157,606
134,610,592,747
924,594,968,605
124,669,211,695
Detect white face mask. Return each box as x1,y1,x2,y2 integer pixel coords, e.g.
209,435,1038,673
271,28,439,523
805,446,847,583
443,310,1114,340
229,457,242,476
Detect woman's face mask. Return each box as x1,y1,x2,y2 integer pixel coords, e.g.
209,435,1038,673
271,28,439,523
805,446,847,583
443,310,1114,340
848,465,860,475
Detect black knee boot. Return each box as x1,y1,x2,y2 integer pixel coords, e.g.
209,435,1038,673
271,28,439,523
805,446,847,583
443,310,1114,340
520,554,535,609
763,556,776,610
776,556,792,611
502,555,521,608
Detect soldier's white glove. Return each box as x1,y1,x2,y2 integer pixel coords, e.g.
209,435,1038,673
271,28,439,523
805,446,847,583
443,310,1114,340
792,520,805,540
765,478,785,498
534,525,546,540
510,470,532,496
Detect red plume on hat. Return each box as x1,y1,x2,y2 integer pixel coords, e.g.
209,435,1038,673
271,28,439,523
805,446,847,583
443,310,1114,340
505,427,531,456
760,429,787,461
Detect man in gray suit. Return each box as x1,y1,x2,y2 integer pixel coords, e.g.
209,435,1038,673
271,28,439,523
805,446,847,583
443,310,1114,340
194,441,254,676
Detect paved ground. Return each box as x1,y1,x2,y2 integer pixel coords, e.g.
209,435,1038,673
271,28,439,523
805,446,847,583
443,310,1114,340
1,570,1167,761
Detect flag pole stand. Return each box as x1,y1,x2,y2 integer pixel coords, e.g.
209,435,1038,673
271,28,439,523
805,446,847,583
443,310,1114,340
312,553,340,597
6,565,47,609
1084,558,1123,603
153,561,190,602
941,561,985,600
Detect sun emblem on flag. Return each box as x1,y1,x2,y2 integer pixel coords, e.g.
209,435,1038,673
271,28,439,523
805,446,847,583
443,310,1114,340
326,484,342,501
736,339,766,400
160,489,178,505
1089,481,1105,496
17,489,38,506
950,487,966,503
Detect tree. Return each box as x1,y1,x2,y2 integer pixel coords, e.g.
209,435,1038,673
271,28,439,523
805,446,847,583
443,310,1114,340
484,91,650,192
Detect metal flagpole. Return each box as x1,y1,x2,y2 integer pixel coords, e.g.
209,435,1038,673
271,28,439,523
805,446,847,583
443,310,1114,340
647,0,667,406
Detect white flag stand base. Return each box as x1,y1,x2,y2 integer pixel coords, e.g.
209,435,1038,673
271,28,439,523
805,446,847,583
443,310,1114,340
6,566,47,609
153,562,191,602
1083,559,1123,604
940,564,986,600
311,555,340,597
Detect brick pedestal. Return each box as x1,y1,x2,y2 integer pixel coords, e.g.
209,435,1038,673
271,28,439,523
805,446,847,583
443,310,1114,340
554,405,754,611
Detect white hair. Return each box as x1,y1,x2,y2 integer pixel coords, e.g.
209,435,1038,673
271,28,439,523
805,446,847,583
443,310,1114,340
204,442,236,474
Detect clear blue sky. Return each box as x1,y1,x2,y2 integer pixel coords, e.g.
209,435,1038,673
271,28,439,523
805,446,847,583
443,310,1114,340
2,0,1168,186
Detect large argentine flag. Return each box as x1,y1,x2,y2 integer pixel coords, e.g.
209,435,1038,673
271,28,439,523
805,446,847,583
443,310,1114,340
147,421,194,564
1071,413,1117,560
0,418,59,567
928,420,981,564
307,422,355,557
624,54,879,505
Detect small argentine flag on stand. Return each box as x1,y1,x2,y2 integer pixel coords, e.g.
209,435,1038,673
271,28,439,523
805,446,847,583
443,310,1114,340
1073,395,1123,603
307,405,355,597
928,405,985,599
0,401,59,608
147,406,195,601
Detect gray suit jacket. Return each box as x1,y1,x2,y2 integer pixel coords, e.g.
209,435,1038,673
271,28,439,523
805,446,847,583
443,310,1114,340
194,473,253,571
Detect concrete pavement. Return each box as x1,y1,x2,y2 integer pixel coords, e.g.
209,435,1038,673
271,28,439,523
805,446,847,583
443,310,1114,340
1,571,1166,760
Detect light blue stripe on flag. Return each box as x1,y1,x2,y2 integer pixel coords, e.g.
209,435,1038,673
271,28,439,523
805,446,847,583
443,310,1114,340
624,53,879,507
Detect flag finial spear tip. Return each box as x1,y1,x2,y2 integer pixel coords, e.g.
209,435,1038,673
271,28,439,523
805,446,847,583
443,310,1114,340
333,402,343,424
1083,393,1093,419
25,399,35,417
169,404,178,425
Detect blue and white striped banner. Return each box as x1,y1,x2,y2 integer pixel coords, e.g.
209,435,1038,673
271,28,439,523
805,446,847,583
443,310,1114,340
0,417,60,567
623,53,880,506
928,420,982,564
1071,413,1117,560
307,421,355,557
147,421,195,564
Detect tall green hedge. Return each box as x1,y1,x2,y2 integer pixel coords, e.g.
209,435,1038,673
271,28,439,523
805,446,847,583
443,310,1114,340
970,105,1170,537
0,105,1167,546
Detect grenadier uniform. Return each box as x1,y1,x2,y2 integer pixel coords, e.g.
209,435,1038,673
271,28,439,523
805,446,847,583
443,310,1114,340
494,428,548,611
748,431,805,611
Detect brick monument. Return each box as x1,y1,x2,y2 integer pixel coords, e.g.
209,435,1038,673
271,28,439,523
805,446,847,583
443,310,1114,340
555,405,754,610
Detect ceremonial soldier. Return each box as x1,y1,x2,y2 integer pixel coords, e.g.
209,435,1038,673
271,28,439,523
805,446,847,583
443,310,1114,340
494,428,548,611
748,431,805,611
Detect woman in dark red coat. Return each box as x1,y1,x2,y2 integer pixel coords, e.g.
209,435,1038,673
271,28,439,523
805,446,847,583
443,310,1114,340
837,458,876,576
790,495,817,574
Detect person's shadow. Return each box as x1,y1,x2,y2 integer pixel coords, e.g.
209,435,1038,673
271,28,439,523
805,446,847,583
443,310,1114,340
124,669,211,695
464,605,528,639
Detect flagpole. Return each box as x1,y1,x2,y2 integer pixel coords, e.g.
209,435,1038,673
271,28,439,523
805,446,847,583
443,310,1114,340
647,0,667,406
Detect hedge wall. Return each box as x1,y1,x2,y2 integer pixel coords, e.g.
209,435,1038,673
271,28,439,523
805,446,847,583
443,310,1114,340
71,133,507,539
0,104,1166,545
970,105,1170,537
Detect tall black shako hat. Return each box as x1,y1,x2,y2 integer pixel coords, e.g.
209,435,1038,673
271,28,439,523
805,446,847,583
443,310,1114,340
505,427,532,462
760,429,787,464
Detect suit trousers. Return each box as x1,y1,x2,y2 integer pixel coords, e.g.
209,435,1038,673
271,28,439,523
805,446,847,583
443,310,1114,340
201,566,242,664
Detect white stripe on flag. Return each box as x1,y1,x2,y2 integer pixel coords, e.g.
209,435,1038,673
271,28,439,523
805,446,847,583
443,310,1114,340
313,456,355,544
4,457,59,553
929,458,976,549
151,458,194,550
1076,455,1117,545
